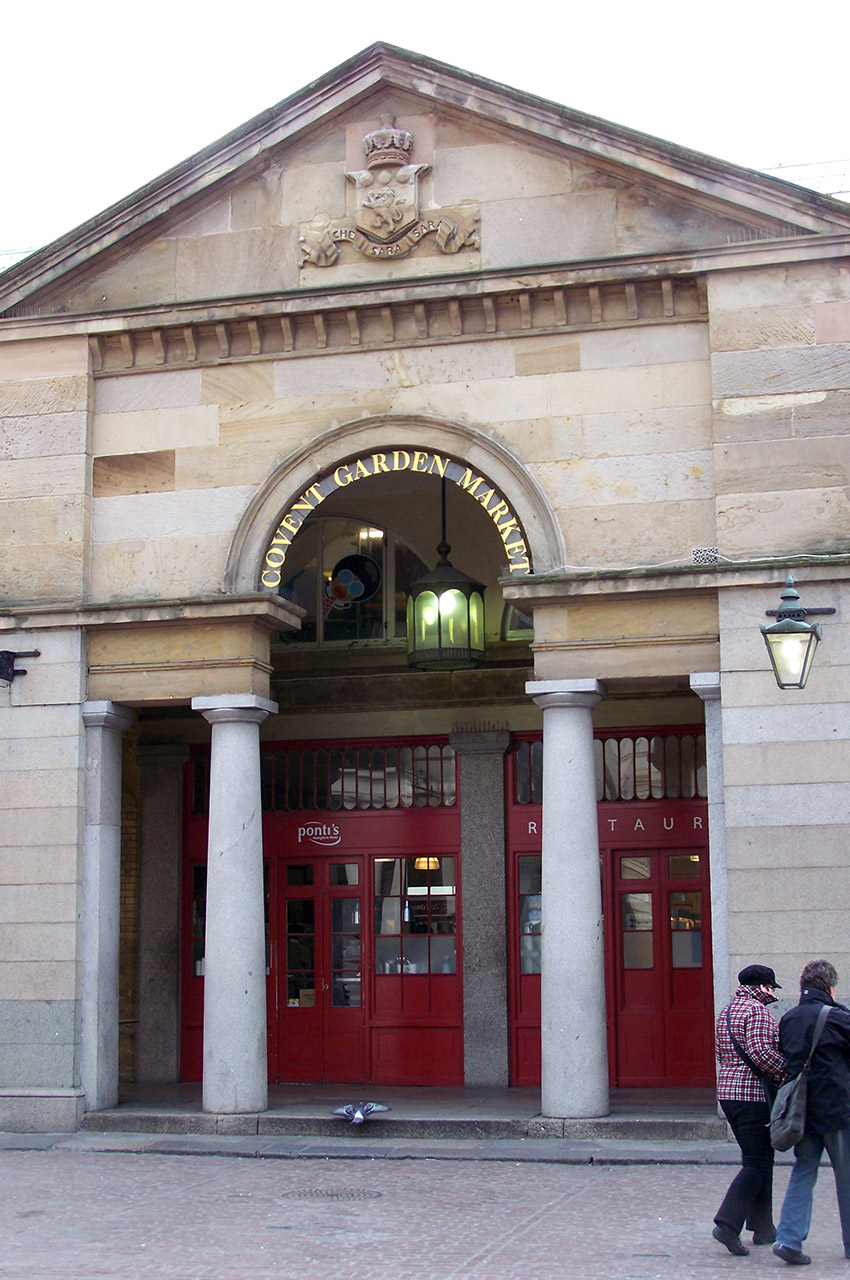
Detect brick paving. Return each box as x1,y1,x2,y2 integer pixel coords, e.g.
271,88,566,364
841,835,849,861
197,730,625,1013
0,1148,847,1279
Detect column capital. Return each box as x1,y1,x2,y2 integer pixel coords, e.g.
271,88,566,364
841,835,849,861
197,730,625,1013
690,671,721,703
526,678,606,711
192,693,277,726
82,701,136,733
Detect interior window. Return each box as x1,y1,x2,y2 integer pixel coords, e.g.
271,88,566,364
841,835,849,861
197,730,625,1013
280,517,427,646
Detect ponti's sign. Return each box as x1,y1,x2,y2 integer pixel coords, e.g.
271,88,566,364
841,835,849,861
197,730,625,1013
260,449,532,591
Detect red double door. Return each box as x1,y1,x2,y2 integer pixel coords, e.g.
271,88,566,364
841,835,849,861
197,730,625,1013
182,807,464,1086
509,801,715,1087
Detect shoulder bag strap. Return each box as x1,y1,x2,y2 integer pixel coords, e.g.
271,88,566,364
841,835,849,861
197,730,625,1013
802,1004,831,1071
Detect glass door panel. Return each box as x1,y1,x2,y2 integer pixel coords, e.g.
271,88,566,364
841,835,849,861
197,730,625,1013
285,899,315,1007
277,857,365,1084
621,892,653,969
331,898,361,1007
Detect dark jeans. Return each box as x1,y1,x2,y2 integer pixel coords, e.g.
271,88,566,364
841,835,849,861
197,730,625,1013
715,1099,775,1235
776,1128,850,1254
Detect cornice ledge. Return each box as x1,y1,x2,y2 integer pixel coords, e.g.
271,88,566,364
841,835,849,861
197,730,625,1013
0,593,305,633
6,232,850,343
502,551,850,603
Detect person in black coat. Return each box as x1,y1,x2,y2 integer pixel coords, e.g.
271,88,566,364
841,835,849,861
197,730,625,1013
773,959,850,1266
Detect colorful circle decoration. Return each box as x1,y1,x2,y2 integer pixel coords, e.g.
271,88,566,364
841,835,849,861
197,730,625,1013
324,554,382,612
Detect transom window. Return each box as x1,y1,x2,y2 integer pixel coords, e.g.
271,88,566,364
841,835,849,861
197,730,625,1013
190,741,457,814
512,730,707,804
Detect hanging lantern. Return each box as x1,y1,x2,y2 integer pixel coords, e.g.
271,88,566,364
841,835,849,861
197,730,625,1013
406,478,485,670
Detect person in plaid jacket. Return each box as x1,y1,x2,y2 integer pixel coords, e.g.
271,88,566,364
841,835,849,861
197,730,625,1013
712,963,787,1257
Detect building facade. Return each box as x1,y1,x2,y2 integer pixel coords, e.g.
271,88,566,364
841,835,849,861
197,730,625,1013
1,45,849,1131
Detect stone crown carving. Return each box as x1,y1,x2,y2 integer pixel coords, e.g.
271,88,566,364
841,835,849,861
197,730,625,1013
363,115,413,169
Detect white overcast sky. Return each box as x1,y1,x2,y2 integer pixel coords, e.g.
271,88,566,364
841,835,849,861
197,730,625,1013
3,1,849,268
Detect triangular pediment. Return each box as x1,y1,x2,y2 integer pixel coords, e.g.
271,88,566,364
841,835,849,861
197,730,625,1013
3,43,850,318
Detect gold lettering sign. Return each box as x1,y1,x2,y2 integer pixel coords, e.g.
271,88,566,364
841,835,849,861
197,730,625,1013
260,451,531,590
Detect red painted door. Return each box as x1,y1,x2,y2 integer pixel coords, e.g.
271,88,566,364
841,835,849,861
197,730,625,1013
370,853,462,1085
609,844,713,1085
507,803,714,1087
508,852,542,1087
277,857,365,1084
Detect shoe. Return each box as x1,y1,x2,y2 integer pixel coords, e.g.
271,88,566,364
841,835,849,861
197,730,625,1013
772,1243,811,1265
713,1224,749,1256
752,1228,777,1245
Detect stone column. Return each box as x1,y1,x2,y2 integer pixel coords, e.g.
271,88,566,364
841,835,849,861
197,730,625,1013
526,678,608,1118
81,700,135,1112
690,672,730,1015
450,728,511,1087
192,694,276,1114
136,744,189,1083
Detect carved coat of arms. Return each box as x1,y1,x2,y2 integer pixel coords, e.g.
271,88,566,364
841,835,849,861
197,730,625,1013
300,115,480,267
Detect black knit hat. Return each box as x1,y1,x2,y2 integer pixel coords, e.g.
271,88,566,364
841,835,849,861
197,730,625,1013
738,964,781,989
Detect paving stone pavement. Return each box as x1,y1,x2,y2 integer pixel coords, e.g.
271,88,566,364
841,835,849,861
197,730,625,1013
0,1146,848,1280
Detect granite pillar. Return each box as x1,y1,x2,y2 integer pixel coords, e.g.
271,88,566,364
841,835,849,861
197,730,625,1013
527,679,608,1118
690,672,731,1014
80,700,135,1112
450,728,511,1087
192,694,276,1114
136,744,189,1083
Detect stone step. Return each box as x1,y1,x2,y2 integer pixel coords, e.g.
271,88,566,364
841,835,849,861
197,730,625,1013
80,1109,726,1142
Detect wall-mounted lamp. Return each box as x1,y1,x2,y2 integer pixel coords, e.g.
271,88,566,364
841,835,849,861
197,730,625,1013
760,575,835,690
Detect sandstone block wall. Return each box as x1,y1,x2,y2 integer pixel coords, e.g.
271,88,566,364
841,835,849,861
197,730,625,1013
719,577,850,990
88,316,713,605
709,261,850,559
0,628,85,1095
0,336,92,605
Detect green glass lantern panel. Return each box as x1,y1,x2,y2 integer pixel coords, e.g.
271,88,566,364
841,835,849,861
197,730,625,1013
469,591,484,651
439,589,468,647
415,590,440,648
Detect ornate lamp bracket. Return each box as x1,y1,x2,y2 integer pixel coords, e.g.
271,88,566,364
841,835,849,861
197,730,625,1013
0,650,40,683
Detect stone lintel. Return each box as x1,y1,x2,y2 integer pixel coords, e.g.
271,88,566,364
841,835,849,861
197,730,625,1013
137,743,192,766
87,616,284,705
449,729,511,756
